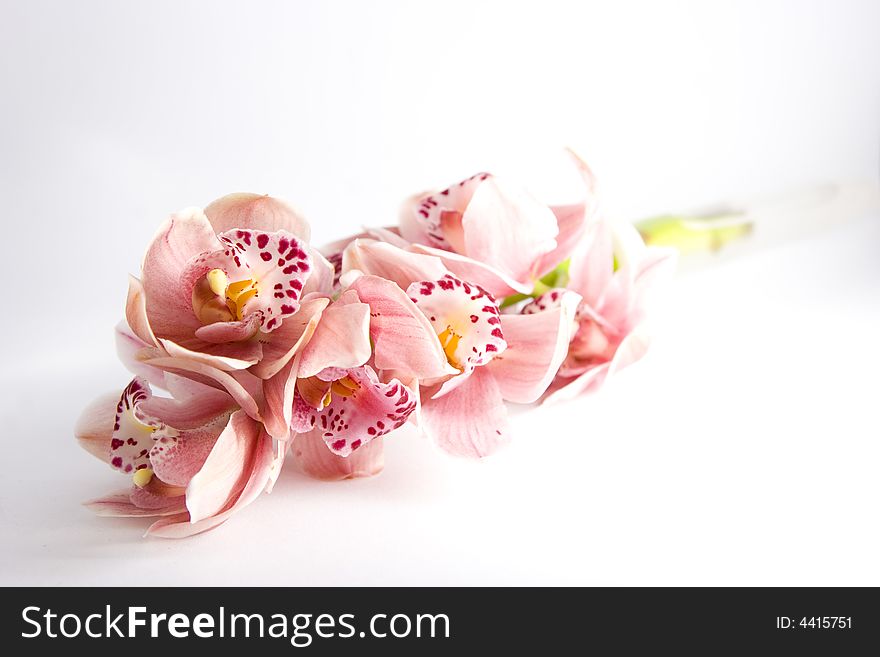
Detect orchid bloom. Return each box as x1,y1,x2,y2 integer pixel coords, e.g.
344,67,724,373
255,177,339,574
123,193,334,376
395,150,598,298
75,375,282,538
261,289,419,480
525,218,676,404
342,240,581,457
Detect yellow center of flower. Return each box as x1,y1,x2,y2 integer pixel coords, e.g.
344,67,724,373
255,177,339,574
192,269,259,324
132,467,154,488
437,326,463,370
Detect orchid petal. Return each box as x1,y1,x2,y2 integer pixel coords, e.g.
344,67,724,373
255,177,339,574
250,297,329,380
194,313,262,344
297,293,371,379
349,274,456,381
149,414,228,487
298,366,416,457
205,193,311,241
185,409,262,523
342,239,448,290
567,217,614,309
85,492,186,517
141,353,262,421
489,289,582,403
75,392,120,464
125,275,158,347
142,208,221,343
421,366,509,458
147,428,276,538
292,431,384,481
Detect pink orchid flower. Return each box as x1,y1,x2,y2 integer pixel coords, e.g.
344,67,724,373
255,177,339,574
395,150,598,298
342,240,582,457
525,218,677,404
75,375,282,538
123,193,334,377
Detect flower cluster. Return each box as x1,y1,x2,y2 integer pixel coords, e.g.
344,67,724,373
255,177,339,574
75,152,675,537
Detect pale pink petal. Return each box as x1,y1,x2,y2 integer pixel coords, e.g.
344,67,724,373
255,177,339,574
250,296,329,380
542,362,612,405
130,483,185,510
567,217,614,308
407,243,532,297
205,193,311,241
75,392,119,464
260,355,299,441
85,492,186,517
141,354,262,421
149,416,227,487
302,247,336,296
298,366,416,457
365,225,411,249
349,274,456,381
297,295,371,379
342,239,448,290
194,314,261,344
459,175,558,288
159,336,261,371
115,322,172,389
142,208,221,342
125,275,158,347
535,148,600,276
407,275,507,382
420,366,509,458
139,385,235,431
185,410,262,523
146,429,277,538
292,431,384,481
488,289,582,403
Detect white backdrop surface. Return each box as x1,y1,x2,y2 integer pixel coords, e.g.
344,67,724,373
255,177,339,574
1,0,878,585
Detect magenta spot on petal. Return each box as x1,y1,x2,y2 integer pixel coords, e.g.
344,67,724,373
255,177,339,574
351,439,362,451
111,456,122,468
331,439,346,451
260,251,272,262
257,234,269,248
470,314,478,323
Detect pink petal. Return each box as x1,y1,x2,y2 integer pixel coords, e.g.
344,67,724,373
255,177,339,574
342,239,448,290
159,336,261,371
125,275,158,347
205,193,311,241
407,275,507,382
420,366,509,458
139,384,235,431
142,208,221,343
459,175,558,288
146,428,277,538
149,416,227,487
302,247,336,296
141,354,262,421
250,296,329,380
298,366,416,457
194,313,262,343
349,274,456,381
185,409,262,523
535,148,600,276
75,392,120,464
297,294,371,379
542,362,612,405
292,431,384,481
567,217,614,309
407,243,532,297
85,492,186,517
260,356,299,441
489,289,582,403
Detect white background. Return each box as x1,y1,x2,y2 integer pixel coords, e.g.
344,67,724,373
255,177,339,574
1,0,878,585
